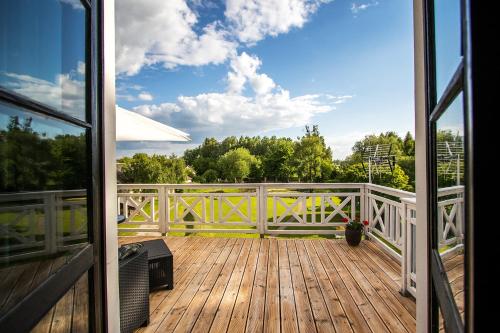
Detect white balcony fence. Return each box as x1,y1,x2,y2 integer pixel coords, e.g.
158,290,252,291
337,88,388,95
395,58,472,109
0,190,88,262
117,182,464,296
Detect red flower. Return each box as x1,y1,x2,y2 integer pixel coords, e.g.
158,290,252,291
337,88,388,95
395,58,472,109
363,220,369,226
342,217,349,223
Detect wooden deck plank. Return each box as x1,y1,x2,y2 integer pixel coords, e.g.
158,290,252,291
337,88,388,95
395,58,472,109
245,238,270,333
310,240,371,333
348,242,416,317
49,285,75,333
331,241,409,333
2,262,40,312
173,239,245,333
338,242,415,332
30,256,69,333
359,241,401,283
294,240,336,333
286,240,317,333
71,273,89,333
322,240,389,333
155,238,238,332
226,239,261,333
148,237,212,314
277,239,299,333
263,239,280,333
139,238,229,332
192,239,253,333
302,240,353,333
208,239,259,333
0,263,33,311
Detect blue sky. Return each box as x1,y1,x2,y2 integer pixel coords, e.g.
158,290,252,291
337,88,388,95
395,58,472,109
115,0,415,159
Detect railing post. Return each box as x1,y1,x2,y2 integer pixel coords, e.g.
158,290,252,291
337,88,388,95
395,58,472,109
360,185,366,223
259,185,266,238
400,199,409,295
158,187,167,235
400,197,416,296
44,193,58,255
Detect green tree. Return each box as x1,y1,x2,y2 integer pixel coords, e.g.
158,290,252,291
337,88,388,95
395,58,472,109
262,138,295,182
218,148,258,182
403,132,415,156
118,154,187,184
398,156,415,191
293,125,334,182
202,169,219,183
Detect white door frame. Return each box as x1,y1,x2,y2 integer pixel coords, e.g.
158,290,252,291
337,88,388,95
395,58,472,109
413,1,429,332
102,0,120,332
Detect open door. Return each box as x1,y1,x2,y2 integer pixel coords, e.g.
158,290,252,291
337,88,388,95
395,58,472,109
423,0,467,332
420,0,498,331
0,1,106,331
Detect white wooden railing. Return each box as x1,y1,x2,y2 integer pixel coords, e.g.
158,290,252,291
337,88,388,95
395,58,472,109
117,182,464,296
117,183,363,236
0,190,88,262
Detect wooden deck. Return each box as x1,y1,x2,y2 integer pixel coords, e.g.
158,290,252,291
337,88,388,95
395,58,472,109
0,255,88,333
444,252,465,324
119,236,416,333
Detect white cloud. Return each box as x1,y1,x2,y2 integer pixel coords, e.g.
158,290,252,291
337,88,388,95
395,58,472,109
133,90,336,139
325,131,370,159
115,0,236,76
227,52,276,95
115,0,332,75
131,53,351,139
351,1,379,15
60,0,84,10
77,61,85,75
1,66,85,118
225,0,332,44
138,92,154,101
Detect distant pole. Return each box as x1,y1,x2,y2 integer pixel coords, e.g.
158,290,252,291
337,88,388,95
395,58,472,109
456,154,460,186
368,157,372,184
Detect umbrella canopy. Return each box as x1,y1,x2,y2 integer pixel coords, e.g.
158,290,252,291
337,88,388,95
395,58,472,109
116,106,189,142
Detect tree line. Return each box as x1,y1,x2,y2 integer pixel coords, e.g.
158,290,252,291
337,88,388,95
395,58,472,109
117,126,430,191
1,116,87,192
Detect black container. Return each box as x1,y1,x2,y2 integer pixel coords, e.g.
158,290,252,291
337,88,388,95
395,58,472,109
119,247,149,333
345,228,362,246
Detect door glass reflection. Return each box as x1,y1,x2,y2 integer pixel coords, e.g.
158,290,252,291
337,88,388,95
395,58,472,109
0,0,87,121
0,101,89,319
434,0,462,99
30,272,89,333
434,93,465,323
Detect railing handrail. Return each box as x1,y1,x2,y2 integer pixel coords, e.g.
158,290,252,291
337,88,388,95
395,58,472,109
365,183,416,198
438,185,464,197
0,189,86,202
117,182,366,190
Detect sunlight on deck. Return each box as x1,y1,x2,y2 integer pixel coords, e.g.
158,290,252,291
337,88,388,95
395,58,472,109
119,236,416,333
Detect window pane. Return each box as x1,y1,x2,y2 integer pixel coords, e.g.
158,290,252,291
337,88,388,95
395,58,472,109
0,0,87,121
434,0,462,99
30,272,89,333
434,92,465,324
0,102,89,319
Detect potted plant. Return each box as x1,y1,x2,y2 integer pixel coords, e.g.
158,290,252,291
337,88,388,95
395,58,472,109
343,218,369,246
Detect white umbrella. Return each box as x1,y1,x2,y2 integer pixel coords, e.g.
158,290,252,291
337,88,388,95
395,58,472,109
116,106,190,142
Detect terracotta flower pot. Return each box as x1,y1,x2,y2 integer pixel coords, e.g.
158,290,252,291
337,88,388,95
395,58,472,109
345,228,362,246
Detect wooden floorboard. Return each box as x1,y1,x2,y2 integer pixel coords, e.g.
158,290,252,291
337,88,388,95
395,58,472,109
122,236,416,333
